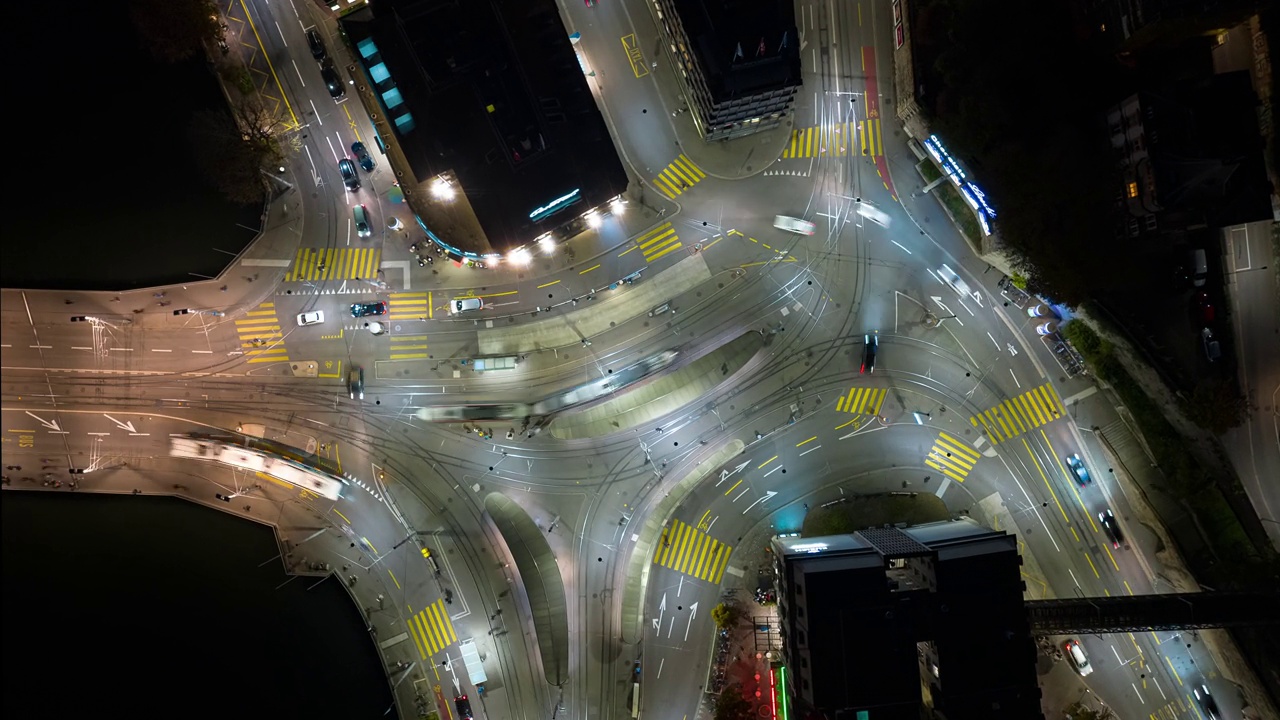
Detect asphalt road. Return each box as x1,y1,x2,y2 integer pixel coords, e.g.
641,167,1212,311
0,0,1252,719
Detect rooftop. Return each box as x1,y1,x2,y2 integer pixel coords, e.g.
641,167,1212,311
671,0,801,100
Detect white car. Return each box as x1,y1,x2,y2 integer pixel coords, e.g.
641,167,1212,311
449,297,484,315
296,310,325,326
855,203,891,227
774,215,816,235
937,264,975,299
1064,639,1092,676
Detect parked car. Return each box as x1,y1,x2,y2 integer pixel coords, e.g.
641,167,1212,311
350,301,387,318
347,367,364,400
353,204,371,238
307,29,327,61
296,310,325,327
1201,327,1221,362
860,333,878,374
1098,509,1124,549
339,159,360,192
321,64,345,99
1193,291,1215,324
450,297,484,315
1065,454,1092,486
351,141,375,172
773,215,816,235
1064,639,1092,676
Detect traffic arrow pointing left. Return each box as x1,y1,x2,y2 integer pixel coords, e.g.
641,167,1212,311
25,411,61,432
103,414,137,433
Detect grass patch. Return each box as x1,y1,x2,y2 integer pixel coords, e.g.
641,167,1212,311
917,159,943,183
803,493,951,536
931,181,981,243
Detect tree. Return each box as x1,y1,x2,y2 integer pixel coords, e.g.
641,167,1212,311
128,0,222,64
713,685,753,720
1064,701,1114,719
711,602,739,630
186,109,268,205
1184,378,1248,435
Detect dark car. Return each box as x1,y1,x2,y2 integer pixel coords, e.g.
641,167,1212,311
339,159,360,192
350,301,387,318
351,141,375,172
1201,327,1222,362
454,695,474,720
1193,683,1221,720
1065,454,1092,486
321,64,344,99
307,29,327,61
1098,509,1124,549
860,332,878,374
347,367,364,400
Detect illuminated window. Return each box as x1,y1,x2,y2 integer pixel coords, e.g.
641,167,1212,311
1127,182,1138,198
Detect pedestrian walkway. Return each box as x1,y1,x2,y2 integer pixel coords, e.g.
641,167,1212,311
652,154,707,199
283,247,381,282
834,386,887,417
234,302,289,364
970,382,1067,445
925,431,982,482
389,335,430,360
654,519,732,584
778,121,877,159
627,222,683,263
407,598,458,660
388,292,430,321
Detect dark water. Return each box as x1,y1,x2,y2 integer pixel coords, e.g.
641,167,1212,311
1,493,394,720
2,2,261,292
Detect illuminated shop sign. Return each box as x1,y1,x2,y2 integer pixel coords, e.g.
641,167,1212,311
529,189,582,221
924,134,997,220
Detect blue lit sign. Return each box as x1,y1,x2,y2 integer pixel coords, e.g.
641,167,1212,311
978,211,992,236
529,189,582,222
925,134,997,220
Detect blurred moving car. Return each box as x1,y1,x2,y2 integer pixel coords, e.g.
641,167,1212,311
454,695,474,720
937,263,976,299
1193,683,1221,720
296,310,325,327
321,64,344,99
1065,639,1092,676
1066,454,1092,486
450,297,484,315
339,159,360,192
307,29,327,61
1201,327,1221,362
1098,509,1124,549
855,203,891,227
350,301,387,318
351,141,375,172
774,215,816,235
347,367,364,400
860,332,878,374
353,204,371,238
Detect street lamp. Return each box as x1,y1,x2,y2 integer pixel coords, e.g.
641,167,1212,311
431,177,455,201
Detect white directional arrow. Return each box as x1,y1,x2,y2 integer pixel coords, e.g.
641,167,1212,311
742,490,779,515
24,411,60,432
652,592,668,631
1006,343,1019,357
102,414,137,433
716,460,750,487
930,296,951,313
684,601,700,642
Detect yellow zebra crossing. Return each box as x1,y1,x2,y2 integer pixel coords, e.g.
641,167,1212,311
633,223,682,263
390,335,430,360
779,119,883,159
970,382,1067,445
654,519,732,584
925,432,982,482
389,292,429,321
234,302,289,364
835,386,886,416
284,247,381,282
407,598,458,660
652,154,706,198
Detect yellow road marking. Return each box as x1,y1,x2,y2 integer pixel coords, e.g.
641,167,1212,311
579,264,601,275
796,436,817,447
537,279,561,288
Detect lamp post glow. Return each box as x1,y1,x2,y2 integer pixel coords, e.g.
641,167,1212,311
431,177,455,201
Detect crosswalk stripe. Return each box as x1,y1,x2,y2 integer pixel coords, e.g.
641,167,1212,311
655,520,733,582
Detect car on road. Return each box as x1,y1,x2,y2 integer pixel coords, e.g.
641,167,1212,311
450,297,484,315
860,332,878,374
350,301,387,318
351,141,375,172
774,215,816,235
296,310,325,327
307,29,327,61
1193,291,1215,324
1201,327,1221,362
1064,639,1092,676
347,367,364,400
855,203,891,227
454,694,474,720
353,204,371,238
1098,509,1124,549
1193,683,1221,719
321,64,344,99
1065,454,1092,486
339,159,360,192
937,263,975,299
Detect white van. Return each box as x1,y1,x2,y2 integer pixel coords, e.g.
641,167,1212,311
1191,248,1208,287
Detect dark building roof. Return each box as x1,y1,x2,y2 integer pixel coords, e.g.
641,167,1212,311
773,519,1043,720
342,0,627,251
672,0,801,101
